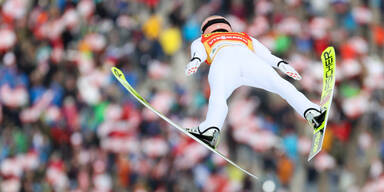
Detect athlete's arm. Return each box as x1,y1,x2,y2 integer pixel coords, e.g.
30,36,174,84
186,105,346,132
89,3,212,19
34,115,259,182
251,37,301,80
190,38,207,63
185,38,207,76
251,37,281,68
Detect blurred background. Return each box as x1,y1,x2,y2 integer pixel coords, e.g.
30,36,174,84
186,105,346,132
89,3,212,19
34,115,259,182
0,0,383,191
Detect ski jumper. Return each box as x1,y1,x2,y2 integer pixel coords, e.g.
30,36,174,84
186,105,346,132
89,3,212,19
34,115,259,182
190,32,320,131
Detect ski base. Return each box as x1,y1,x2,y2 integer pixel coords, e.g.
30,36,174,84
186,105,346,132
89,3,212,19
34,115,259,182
308,46,336,161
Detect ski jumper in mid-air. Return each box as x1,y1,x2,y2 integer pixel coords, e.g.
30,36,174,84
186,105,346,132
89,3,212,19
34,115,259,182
185,16,326,148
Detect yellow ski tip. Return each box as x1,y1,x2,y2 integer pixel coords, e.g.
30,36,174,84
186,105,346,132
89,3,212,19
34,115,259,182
322,46,335,53
111,67,127,82
321,47,336,63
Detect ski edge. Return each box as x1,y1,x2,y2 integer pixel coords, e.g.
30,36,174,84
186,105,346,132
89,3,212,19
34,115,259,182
111,67,259,180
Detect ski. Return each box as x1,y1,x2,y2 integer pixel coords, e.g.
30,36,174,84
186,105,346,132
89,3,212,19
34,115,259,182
111,67,259,180
308,47,336,161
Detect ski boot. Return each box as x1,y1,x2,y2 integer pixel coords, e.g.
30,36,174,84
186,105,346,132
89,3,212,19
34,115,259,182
304,108,327,130
186,126,220,149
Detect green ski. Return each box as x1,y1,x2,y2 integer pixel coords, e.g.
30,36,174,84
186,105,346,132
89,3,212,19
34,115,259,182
308,46,337,161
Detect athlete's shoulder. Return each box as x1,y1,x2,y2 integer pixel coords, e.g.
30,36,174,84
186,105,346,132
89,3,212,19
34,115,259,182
190,37,204,49
192,37,202,44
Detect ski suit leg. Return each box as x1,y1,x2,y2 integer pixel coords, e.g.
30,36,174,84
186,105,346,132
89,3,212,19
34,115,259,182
199,47,242,131
240,49,319,117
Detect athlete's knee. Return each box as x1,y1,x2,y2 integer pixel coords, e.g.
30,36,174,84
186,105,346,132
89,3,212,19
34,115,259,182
209,92,227,106
209,95,227,104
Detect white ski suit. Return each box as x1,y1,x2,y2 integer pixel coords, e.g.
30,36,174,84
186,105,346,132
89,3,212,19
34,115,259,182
188,32,319,131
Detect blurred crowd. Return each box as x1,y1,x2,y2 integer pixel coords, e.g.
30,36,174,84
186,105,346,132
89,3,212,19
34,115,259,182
0,0,384,191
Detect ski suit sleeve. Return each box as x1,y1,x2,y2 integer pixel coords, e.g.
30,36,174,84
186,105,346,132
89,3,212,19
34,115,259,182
190,37,207,64
251,37,283,68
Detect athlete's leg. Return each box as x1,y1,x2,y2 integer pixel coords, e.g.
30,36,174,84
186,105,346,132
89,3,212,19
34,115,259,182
199,48,242,131
241,51,319,118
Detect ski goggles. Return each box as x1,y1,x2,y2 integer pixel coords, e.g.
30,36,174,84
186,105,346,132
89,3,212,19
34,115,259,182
201,18,231,33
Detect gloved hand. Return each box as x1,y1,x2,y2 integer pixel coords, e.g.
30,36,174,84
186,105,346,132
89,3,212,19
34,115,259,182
277,61,302,80
185,59,201,76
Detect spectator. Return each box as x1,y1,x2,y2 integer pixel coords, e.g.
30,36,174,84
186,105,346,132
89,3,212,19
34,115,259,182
0,0,383,191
